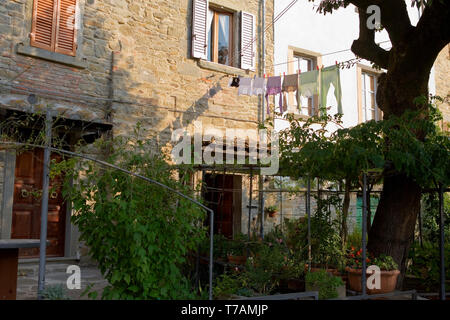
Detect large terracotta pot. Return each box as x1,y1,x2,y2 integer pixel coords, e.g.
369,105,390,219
346,267,400,294
227,255,247,265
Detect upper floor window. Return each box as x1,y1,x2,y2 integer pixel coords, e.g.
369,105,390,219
361,72,381,121
192,0,255,71
30,0,78,57
207,9,233,66
294,55,318,116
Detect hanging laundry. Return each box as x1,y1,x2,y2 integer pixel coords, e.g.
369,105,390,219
265,76,282,114
282,92,288,112
320,65,343,114
282,74,298,92
298,70,319,98
252,77,266,96
238,77,253,96
229,76,240,88
282,73,299,112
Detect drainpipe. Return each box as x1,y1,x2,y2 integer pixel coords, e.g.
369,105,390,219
259,0,266,240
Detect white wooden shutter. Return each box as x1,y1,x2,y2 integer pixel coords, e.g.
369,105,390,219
240,11,255,71
191,0,208,59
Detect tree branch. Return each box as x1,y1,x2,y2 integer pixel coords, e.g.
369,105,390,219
377,0,414,45
415,0,450,48
350,5,389,69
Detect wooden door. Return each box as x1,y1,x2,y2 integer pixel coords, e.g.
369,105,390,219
11,149,66,258
203,174,235,239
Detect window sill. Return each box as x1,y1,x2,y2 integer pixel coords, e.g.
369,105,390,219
16,43,87,69
197,59,252,77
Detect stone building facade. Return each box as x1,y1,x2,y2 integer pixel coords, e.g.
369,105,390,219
0,0,275,259
434,45,450,132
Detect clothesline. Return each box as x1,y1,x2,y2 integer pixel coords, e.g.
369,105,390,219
267,41,392,69
229,64,343,115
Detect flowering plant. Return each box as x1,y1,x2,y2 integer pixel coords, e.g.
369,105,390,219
346,247,398,271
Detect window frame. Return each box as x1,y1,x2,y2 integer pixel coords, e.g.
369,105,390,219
16,0,86,68
30,0,78,56
208,8,234,67
287,46,322,117
294,54,317,116
361,72,378,121
357,64,383,123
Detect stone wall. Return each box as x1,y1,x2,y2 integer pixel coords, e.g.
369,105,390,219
435,45,450,132
0,0,275,255
0,0,274,145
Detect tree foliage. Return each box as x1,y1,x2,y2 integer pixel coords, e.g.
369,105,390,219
279,97,450,188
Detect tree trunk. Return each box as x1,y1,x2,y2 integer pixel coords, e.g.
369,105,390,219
349,0,450,291
366,43,432,288
367,174,421,288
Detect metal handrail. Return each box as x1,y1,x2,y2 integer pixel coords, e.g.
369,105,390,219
237,291,319,300
335,289,418,300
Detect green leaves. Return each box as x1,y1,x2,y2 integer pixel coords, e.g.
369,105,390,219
279,97,450,189
63,133,207,300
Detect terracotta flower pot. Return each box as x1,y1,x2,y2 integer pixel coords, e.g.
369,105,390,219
268,211,277,218
346,267,400,294
227,255,247,265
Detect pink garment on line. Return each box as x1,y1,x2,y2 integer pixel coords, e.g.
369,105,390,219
265,76,282,114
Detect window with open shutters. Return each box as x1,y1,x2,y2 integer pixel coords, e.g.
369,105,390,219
30,0,78,57
191,0,255,71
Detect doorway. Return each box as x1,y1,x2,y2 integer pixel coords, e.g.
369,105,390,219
203,173,242,239
11,149,67,258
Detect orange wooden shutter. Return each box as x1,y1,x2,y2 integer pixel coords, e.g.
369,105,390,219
55,0,78,56
30,0,57,51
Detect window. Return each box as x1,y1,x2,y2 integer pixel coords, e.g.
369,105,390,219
207,10,233,66
30,0,78,57
361,72,380,121
294,55,318,116
192,0,255,71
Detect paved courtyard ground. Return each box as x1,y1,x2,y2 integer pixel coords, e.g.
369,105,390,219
15,260,433,300
17,260,108,300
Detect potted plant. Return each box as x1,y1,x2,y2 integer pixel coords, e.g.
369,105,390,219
227,237,247,265
284,262,306,291
346,247,400,294
264,205,278,218
305,269,346,299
